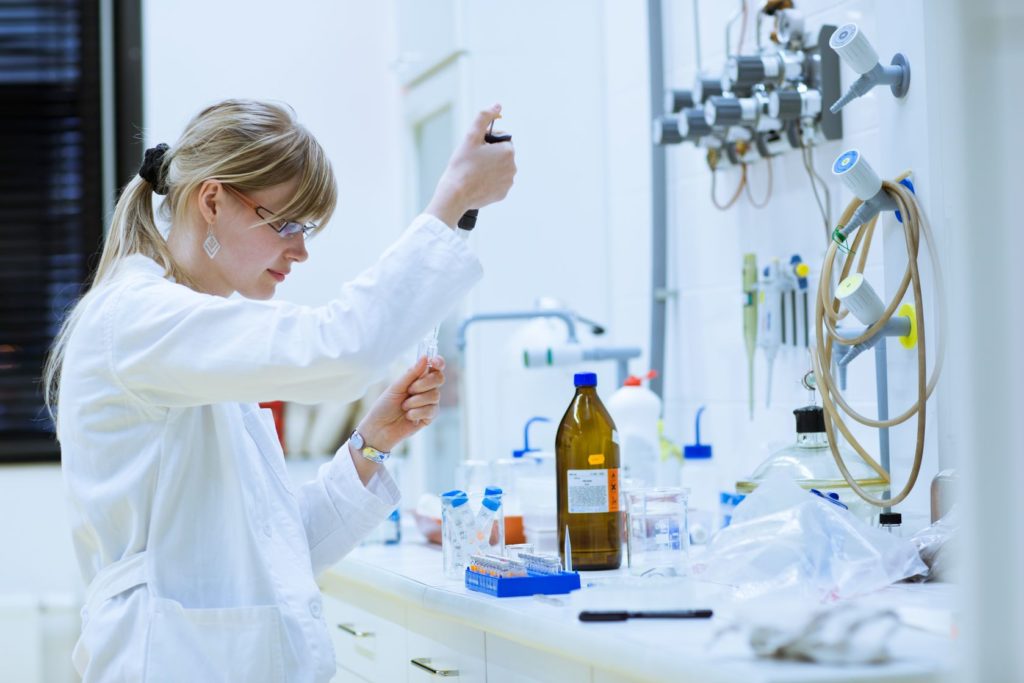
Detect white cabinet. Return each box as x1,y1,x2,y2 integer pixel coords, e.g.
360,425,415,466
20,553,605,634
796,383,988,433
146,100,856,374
406,607,487,682
330,667,371,683
485,634,591,683
323,592,407,683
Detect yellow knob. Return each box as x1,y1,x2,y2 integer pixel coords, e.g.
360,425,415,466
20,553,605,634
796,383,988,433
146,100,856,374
795,263,810,278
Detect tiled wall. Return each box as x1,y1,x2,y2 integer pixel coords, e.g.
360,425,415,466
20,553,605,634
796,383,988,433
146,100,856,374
623,0,945,518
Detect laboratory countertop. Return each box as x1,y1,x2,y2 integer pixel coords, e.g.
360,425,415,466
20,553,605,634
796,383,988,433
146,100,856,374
319,539,955,683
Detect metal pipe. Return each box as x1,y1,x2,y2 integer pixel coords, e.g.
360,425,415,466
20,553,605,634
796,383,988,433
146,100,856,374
456,310,578,352
648,0,668,397
582,346,643,387
692,0,703,74
874,340,892,513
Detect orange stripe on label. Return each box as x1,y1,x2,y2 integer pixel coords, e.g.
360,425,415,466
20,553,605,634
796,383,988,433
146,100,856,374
608,468,619,512
588,454,605,466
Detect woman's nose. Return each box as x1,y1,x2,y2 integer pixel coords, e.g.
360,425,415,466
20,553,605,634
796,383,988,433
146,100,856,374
286,237,308,263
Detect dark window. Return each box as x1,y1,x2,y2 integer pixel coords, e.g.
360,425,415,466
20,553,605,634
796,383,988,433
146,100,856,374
0,0,141,462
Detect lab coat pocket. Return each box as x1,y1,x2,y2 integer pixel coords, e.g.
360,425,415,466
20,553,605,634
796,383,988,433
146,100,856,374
145,598,287,683
242,406,294,495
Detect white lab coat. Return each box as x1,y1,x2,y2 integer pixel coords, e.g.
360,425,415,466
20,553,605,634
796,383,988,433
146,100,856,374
58,215,482,682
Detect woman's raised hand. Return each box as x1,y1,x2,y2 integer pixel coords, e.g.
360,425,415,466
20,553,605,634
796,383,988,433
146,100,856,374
425,104,517,228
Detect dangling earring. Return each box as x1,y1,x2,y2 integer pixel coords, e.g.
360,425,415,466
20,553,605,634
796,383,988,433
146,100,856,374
203,223,221,259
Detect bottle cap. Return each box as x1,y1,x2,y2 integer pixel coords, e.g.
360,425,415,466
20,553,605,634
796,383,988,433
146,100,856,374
484,486,503,497
719,491,745,505
441,490,469,508
482,496,502,512
794,406,826,434
574,372,597,387
622,370,657,387
879,511,903,526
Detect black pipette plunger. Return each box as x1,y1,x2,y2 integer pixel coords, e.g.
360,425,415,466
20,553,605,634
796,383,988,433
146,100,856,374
458,119,512,230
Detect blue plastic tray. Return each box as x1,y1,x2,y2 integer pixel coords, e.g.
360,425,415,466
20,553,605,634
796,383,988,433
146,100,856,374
465,568,581,597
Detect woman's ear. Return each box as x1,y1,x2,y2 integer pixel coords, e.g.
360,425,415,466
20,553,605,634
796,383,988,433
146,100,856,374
196,179,222,225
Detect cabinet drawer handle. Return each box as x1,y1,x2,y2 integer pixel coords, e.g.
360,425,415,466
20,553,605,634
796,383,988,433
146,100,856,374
336,623,374,638
410,657,459,677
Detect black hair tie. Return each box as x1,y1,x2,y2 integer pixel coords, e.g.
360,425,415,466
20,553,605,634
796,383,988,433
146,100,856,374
139,143,170,195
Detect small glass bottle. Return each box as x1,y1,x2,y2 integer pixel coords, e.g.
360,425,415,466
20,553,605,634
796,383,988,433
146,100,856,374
556,372,623,570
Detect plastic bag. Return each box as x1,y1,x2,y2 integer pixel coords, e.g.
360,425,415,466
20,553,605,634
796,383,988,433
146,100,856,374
907,506,959,582
692,474,926,602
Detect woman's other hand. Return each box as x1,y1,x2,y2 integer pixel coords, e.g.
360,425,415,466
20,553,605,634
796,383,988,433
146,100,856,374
356,356,445,455
425,104,517,228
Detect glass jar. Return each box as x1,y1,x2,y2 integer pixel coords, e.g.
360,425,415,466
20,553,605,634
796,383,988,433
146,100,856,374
737,406,888,524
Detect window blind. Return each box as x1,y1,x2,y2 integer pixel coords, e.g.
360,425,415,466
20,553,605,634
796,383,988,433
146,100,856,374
0,0,103,461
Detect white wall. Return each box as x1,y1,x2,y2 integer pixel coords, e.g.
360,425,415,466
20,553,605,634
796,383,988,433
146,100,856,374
658,0,946,521
143,0,405,307
455,0,653,461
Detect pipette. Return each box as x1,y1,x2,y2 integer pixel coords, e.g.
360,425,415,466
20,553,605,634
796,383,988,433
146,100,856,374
742,254,758,419
757,259,784,408
420,116,512,368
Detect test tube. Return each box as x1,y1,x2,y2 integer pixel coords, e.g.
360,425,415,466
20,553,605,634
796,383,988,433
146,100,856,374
473,493,502,548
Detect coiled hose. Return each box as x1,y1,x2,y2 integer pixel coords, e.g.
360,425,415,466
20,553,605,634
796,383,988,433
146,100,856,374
812,176,946,507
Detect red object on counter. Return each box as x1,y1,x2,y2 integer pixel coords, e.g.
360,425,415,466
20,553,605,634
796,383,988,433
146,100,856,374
258,401,286,454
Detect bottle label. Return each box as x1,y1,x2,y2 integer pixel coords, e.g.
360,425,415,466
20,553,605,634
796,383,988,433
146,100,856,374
567,467,620,514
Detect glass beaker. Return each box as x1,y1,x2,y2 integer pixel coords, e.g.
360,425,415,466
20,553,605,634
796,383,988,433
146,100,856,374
626,487,689,576
441,489,505,579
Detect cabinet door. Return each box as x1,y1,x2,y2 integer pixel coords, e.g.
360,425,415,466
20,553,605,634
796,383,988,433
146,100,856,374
406,607,486,682
331,665,372,683
322,593,407,683
486,633,591,683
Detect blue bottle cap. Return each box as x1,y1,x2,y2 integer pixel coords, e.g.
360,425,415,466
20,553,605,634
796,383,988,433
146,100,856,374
574,372,597,387
719,492,746,505
484,486,503,496
482,496,502,512
441,490,469,507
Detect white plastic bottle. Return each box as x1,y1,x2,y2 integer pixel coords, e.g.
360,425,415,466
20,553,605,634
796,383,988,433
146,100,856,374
606,372,661,488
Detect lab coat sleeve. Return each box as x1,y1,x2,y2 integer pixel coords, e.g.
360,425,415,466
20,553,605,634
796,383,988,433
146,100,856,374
108,215,482,407
298,441,400,575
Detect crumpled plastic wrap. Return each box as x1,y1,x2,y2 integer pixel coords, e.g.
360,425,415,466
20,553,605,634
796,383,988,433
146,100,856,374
691,474,927,602
907,506,959,582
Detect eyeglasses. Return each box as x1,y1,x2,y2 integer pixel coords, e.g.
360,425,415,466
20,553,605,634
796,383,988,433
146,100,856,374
222,184,319,239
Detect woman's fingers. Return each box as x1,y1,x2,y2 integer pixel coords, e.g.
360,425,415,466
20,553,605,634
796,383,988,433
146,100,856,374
408,367,445,395
402,388,441,411
405,405,439,424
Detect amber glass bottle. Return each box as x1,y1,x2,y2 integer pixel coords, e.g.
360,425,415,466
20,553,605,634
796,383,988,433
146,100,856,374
556,372,622,570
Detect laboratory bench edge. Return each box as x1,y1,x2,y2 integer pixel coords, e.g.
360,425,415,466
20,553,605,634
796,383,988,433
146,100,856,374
316,540,953,683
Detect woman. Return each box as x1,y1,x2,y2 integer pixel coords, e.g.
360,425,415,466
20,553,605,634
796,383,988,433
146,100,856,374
44,98,515,681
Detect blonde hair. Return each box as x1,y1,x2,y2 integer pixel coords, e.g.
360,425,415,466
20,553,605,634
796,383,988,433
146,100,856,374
43,99,337,424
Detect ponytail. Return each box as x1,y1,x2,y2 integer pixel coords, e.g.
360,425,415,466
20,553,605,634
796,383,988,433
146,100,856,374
43,98,338,428
42,168,190,423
